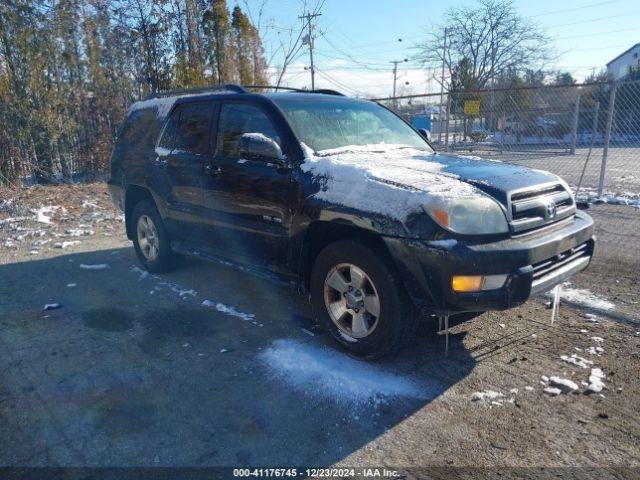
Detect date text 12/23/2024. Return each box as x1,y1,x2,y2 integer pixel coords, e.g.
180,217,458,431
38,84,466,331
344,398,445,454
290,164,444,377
233,468,402,478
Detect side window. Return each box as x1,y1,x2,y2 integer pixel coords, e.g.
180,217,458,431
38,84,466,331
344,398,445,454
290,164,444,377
169,102,214,155
216,103,280,159
158,107,180,150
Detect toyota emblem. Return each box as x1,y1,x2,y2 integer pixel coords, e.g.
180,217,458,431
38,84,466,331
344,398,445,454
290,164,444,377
545,199,557,220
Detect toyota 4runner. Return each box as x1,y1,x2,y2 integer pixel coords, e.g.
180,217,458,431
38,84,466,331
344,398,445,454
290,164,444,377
108,85,595,358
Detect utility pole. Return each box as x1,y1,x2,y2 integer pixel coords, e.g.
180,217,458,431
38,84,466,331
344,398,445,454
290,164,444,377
438,27,449,144
390,59,406,109
299,11,321,90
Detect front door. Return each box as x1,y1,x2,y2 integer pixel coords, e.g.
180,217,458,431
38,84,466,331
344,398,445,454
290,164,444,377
201,101,293,270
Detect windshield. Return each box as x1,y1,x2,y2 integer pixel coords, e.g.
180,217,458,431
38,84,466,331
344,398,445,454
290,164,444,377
273,98,433,153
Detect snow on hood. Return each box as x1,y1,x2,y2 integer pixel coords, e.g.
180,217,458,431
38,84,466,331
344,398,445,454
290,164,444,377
301,143,482,220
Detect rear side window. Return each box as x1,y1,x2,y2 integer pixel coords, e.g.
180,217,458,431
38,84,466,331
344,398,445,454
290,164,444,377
159,102,214,155
216,103,280,158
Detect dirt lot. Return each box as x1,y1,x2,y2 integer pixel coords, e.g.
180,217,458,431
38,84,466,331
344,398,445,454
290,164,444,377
0,183,639,474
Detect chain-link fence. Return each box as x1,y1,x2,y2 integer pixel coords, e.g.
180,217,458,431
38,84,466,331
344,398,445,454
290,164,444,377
378,80,640,266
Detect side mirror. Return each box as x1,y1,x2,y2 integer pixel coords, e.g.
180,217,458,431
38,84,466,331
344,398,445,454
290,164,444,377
238,133,284,163
417,128,430,140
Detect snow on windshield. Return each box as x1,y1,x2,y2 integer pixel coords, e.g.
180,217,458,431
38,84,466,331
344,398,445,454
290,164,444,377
301,142,481,220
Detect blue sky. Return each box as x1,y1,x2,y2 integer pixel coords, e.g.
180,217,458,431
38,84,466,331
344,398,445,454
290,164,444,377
243,0,639,96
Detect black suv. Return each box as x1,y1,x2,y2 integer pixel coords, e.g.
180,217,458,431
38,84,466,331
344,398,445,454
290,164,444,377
109,85,595,358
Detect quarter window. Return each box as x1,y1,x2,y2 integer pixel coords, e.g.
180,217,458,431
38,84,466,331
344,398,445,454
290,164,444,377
216,103,280,158
158,108,180,150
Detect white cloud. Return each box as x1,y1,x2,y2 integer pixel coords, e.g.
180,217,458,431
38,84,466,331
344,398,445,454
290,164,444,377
268,62,441,98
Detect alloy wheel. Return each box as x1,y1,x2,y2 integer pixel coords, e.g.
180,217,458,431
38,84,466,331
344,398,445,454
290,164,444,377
323,263,381,338
136,214,160,261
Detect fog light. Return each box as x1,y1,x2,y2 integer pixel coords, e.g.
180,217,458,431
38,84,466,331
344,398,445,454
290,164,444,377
452,274,508,292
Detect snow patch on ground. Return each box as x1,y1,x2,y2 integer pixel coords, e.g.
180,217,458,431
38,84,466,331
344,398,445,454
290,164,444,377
42,303,61,311
65,228,94,237
53,240,80,249
560,354,594,369
259,339,426,405
0,216,29,225
202,300,255,321
81,200,99,209
546,283,615,311
574,187,640,208
300,143,481,220
544,386,562,396
79,263,110,270
471,390,504,402
131,265,154,280
33,206,62,224
587,368,606,393
587,346,604,356
549,377,579,393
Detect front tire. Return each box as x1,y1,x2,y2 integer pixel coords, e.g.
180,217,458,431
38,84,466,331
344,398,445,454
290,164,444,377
131,200,174,273
310,239,417,358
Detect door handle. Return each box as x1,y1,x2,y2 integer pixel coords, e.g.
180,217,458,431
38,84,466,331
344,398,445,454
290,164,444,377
204,164,222,176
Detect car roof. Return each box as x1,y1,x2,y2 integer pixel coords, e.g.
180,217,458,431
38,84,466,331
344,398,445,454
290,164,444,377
126,87,375,123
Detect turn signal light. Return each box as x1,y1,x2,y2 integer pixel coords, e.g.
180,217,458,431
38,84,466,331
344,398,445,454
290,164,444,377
432,209,449,227
452,275,483,292
452,274,508,292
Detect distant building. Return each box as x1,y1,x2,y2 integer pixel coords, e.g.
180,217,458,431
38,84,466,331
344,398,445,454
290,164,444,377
606,43,640,80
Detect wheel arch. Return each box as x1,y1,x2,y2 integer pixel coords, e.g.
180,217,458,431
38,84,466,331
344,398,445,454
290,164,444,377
298,221,396,294
124,184,157,240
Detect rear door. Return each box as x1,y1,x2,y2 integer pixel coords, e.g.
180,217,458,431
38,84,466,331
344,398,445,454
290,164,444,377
201,101,293,270
152,101,215,240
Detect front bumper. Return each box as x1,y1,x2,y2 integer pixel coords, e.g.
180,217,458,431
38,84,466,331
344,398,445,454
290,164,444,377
384,211,595,313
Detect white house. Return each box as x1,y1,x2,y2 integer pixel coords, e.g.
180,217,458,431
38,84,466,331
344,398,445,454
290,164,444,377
606,43,640,80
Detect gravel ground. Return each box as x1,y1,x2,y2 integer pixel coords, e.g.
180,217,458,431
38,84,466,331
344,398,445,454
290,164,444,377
0,183,638,474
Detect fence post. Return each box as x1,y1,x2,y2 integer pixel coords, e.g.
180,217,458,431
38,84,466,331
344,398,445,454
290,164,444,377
575,101,600,198
598,83,617,197
570,93,581,154
444,93,451,152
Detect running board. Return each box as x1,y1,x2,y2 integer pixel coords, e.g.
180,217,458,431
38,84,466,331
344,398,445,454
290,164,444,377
170,241,297,288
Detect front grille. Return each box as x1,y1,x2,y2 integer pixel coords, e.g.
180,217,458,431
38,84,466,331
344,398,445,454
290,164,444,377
530,242,592,294
532,242,590,282
509,183,575,233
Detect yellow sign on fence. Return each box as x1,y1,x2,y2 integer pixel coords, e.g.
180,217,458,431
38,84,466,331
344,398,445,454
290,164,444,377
464,100,481,116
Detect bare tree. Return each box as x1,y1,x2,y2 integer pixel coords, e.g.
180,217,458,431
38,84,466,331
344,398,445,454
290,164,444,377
415,0,553,89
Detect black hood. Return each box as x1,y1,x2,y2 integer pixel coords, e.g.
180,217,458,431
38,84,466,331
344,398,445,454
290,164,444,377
429,153,562,205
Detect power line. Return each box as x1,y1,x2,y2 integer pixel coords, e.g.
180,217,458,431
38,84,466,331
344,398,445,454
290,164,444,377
554,26,638,41
550,10,640,27
530,0,622,17
314,68,360,95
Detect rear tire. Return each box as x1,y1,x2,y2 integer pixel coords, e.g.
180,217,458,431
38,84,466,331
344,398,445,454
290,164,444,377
310,239,417,359
131,200,174,273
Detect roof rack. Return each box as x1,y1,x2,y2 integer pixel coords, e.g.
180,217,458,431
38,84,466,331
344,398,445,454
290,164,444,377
246,85,345,96
144,84,247,100
144,84,346,100
245,85,303,92
310,89,345,96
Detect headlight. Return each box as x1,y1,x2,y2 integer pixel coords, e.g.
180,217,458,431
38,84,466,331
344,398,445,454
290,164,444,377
425,195,508,235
